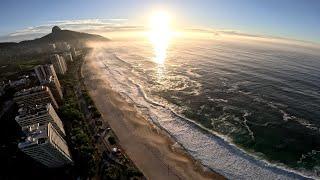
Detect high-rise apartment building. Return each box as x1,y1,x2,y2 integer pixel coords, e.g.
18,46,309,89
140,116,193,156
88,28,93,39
63,52,73,63
15,103,66,136
18,123,72,168
50,54,67,75
14,86,59,110
34,64,63,103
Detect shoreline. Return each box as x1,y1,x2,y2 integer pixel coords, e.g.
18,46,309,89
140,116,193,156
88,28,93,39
82,48,315,179
82,54,225,180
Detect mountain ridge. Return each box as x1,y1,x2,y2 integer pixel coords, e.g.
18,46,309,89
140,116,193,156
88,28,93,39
0,26,109,48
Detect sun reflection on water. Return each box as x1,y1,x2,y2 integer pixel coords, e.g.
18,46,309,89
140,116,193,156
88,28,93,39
149,34,170,64
148,11,172,64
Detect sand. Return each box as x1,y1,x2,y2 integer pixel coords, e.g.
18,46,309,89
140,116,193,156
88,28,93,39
82,57,225,180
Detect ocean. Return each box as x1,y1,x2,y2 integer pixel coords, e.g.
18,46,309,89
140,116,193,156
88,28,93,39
88,36,320,179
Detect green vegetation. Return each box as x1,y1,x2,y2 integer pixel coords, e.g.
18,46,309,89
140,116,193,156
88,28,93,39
101,164,121,180
99,153,143,180
0,52,50,80
92,107,102,118
100,163,143,180
82,90,94,104
107,136,116,145
58,52,143,179
58,54,97,178
82,90,101,118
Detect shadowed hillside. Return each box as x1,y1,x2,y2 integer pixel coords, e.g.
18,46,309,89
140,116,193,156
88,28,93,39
20,26,109,44
0,26,109,58
0,26,109,79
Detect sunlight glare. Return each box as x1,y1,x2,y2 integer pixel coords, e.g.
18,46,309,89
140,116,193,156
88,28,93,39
148,11,172,64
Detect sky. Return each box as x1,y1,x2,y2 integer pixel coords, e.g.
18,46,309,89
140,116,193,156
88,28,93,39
1,0,320,43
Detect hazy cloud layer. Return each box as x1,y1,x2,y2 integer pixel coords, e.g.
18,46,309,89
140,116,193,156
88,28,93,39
0,18,319,49
0,18,141,42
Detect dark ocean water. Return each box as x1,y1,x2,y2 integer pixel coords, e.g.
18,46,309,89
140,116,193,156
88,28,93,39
92,38,320,177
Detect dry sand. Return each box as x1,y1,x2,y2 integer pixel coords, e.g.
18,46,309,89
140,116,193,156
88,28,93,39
82,57,225,180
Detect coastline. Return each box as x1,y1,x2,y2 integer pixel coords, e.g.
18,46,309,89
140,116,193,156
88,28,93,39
82,54,225,180
81,48,316,180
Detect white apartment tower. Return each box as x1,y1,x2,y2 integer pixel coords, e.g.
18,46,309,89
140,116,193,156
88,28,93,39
51,54,67,75
18,123,72,168
63,52,73,62
15,103,66,136
34,64,63,103
14,86,59,110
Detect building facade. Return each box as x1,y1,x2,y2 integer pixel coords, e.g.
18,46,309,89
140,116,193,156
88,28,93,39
63,52,73,63
18,123,72,168
55,42,71,52
50,54,67,75
34,64,63,103
48,43,56,52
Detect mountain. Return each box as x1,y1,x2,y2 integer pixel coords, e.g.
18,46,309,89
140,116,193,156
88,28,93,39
0,26,109,57
0,42,18,48
20,26,109,45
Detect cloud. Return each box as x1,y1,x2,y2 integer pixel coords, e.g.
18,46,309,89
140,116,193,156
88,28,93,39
9,25,52,37
185,28,320,49
0,18,139,42
1,18,319,49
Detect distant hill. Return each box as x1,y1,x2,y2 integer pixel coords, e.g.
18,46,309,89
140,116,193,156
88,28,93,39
0,26,110,78
0,42,18,48
0,26,109,56
20,26,109,45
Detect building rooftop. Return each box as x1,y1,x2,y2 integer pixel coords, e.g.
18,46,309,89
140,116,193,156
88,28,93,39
14,86,48,97
18,123,49,149
15,104,51,120
39,75,54,84
21,123,40,133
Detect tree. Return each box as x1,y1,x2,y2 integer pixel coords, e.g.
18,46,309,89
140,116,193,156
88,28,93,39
107,137,116,145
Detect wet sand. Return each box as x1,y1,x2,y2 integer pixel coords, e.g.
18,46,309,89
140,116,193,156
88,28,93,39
82,56,224,180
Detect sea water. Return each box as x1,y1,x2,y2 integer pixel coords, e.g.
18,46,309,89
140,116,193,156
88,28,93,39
88,38,320,179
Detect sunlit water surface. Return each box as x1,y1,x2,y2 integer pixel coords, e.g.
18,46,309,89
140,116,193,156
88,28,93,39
90,37,320,179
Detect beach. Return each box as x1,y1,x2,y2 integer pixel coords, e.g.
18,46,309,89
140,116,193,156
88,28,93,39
82,54,224,180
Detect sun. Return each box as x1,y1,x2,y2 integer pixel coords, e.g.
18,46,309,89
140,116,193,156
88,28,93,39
149,11,171,34
148,11,172,64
